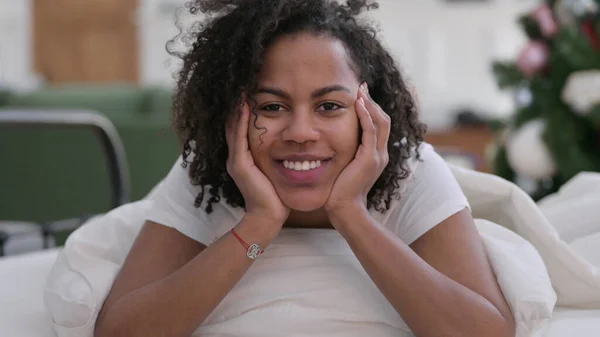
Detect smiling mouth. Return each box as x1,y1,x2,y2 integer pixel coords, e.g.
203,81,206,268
281,159,330,171
275,158,331,185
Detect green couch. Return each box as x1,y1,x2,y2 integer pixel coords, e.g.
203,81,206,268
0,84,180,233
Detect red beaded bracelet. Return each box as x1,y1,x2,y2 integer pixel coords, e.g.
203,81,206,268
231,228,263,260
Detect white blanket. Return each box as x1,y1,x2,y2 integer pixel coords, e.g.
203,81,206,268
31,167,600,336
0,250,58,337
452,168,600,309
3,249,599,337
43,204,555,337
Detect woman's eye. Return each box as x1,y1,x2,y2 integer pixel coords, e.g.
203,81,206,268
318,102,342,111
260,104,284,112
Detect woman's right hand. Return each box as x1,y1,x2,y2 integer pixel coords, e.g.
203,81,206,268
226,100,290,227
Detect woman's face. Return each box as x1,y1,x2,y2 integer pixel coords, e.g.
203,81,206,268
248,32,361,212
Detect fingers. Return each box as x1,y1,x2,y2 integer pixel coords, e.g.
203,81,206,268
355,95,377,153
225,102,243,156
235,102,251,157
358,83,391,153
226,100,251,175
225,111,237,154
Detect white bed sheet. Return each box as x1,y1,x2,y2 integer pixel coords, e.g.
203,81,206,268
0,249,58,337
1,249,599,337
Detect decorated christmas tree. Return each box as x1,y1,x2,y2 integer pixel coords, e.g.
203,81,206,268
491,0,600,200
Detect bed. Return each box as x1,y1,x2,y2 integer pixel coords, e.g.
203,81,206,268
1,248,599,337
1,249,57,337
2,153,599,337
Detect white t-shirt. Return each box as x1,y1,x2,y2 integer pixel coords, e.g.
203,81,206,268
146,142,469,337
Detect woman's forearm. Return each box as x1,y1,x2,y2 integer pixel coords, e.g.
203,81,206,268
95,215,280,337
330,207,513,337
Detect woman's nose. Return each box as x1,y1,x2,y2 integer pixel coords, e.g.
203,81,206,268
281,110,320,143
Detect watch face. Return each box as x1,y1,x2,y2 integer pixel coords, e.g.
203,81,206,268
247,244,262,260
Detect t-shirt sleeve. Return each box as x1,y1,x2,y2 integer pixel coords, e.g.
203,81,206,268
145,156,215,245
384,143,470,245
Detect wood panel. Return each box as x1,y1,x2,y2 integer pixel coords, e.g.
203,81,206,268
33,0,139,83
425,126,495,172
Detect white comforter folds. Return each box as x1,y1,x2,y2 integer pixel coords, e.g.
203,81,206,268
42,167,600,337
452,167,600,309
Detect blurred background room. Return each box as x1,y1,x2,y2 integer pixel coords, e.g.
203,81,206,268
1,0,599,255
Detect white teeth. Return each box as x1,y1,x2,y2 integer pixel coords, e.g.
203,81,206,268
283,160,323,171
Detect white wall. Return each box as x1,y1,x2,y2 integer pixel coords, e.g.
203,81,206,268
1,0,539,128
138,0,188,86
367,0,537,127
0,0,34,91
138,0,538,128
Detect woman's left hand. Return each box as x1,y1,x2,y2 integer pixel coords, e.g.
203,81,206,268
325,83,391,218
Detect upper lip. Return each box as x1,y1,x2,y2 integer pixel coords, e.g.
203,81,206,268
277,154,332,161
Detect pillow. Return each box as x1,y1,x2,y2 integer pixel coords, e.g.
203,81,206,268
45,180,557,336
537,172,600,243
43,200,149,336
475,219,556,337
451,166,600,309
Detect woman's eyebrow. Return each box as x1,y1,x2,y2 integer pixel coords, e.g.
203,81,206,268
311,85,351,98
255,85,351,99
256,87,290,99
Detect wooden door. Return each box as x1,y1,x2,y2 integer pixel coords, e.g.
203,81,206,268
33,0,139,83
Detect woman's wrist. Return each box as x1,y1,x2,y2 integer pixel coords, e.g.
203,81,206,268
238,213,283,246
327,203,370,232
327,201,367,220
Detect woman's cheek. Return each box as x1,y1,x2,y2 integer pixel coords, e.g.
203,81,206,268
247,116,279,149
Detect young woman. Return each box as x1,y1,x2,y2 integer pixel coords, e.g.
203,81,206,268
95,1,515,336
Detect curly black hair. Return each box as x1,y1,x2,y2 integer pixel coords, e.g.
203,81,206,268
167,0,426,214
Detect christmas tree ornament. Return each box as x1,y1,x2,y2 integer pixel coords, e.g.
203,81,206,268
582,21,600,49
506,119,557,180
517,41,551,77
562,70,600,115
573,0,599,17
515,84,534,108
555,0,600,25
532,4,559,38
555,0,578,25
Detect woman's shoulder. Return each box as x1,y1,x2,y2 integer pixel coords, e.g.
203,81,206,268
393,141,463,196
390,141,446,192
404,141,440,172
145,155,243,245
372,141,469,244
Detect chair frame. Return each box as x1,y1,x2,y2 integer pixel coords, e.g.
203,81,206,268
0,109,131,255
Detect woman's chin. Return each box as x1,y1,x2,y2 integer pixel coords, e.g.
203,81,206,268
281,193,328,212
